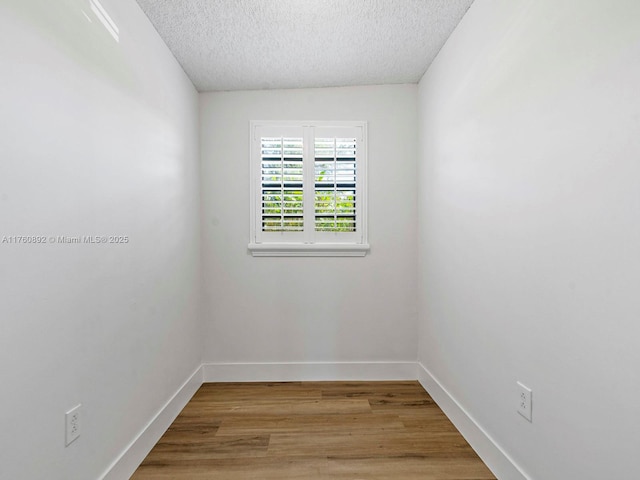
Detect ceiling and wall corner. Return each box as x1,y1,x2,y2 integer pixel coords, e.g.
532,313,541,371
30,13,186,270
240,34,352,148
134,0,475,91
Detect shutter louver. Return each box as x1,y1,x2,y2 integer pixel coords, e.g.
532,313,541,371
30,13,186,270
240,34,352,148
261,137,304,232
314,137,357,232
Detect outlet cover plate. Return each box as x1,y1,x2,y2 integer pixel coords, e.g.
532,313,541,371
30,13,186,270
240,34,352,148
65,404,81,446
517,382,532,422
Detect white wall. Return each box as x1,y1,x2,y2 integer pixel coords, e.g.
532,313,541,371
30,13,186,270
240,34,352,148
417,0,640,478
200,85,418,377
0,1,201,479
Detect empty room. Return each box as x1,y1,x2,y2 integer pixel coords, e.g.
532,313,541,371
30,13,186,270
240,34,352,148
1,0,639,479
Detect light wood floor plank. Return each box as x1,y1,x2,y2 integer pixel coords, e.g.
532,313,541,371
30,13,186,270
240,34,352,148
216,412,405,436
267,431,478,458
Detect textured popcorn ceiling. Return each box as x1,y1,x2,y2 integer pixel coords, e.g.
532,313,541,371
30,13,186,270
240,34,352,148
135,0,474,92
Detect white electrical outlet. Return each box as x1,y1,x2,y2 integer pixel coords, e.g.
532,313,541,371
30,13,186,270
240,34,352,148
65,404,82,446
517,382,532,422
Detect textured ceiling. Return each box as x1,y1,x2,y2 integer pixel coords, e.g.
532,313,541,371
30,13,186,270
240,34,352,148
135,0,475,92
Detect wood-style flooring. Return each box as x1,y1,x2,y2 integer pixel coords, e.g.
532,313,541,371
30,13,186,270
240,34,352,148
131,381,496,479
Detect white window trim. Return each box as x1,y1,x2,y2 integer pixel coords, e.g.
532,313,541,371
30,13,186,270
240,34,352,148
249,120,369,257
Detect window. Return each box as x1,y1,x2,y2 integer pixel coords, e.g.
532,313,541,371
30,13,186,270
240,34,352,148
249,121,369,256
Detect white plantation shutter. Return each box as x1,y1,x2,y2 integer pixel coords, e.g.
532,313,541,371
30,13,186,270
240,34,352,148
250,121,368,256
314,137,357,232
261,137,304,232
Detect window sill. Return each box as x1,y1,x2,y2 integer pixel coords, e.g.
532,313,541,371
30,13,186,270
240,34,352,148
248,243,370,257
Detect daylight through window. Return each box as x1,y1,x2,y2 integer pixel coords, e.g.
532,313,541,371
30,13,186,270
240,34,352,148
250,121,368,256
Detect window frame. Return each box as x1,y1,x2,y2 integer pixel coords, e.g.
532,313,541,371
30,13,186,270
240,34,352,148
249,120,369,257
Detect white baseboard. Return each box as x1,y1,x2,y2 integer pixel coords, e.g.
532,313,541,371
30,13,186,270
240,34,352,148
99,365,203,480
203,361,417,382
98,362,528,480
417,362,530,480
